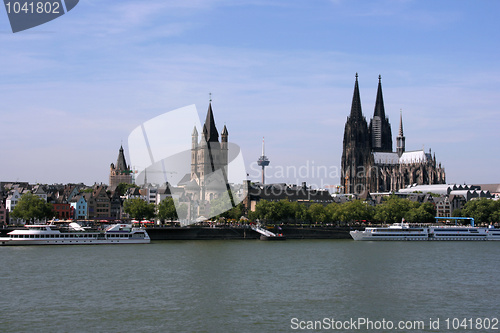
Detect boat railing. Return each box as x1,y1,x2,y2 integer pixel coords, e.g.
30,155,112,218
435,217,475,227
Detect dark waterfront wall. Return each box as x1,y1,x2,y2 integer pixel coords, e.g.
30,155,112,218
146,227,260,240
146,226,353,240
279,226,353,239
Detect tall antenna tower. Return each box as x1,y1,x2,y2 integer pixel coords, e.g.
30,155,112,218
257,137,270,184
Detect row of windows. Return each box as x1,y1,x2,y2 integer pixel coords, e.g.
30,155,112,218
10,233,132,239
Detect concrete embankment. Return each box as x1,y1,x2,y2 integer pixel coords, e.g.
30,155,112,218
146,226,354,240
146,226,260,240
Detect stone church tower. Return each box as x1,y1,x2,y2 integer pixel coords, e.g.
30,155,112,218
341,74,446,195
189,102,229,202
109,145,133,191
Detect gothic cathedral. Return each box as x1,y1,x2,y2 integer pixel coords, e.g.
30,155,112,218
341,74,446,195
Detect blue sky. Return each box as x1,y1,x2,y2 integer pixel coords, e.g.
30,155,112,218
1,0,499,187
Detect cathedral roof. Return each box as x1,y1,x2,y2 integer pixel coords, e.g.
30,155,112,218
399,184,452,195
373,149,434,165
202,102,219,142
399,150,429,164
373,152,399,164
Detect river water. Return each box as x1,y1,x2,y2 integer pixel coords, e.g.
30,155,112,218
1,240,499,332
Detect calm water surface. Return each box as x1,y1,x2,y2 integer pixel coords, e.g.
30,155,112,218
1,240,499,332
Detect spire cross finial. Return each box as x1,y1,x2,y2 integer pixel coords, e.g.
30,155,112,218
209,92,212,103
355,72,358,80
379,74,381,82
262,136,265,156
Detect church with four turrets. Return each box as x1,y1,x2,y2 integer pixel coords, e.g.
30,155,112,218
341,74,446,195
186,101,230,203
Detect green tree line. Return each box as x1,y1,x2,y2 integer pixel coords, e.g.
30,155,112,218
453,198,500,223
13,191,499,225
11,192,54,223
248,195,437,225
124,197,188,222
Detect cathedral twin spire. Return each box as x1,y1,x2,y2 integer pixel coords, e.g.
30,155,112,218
342,73,445,194
348,73,394,152
349,73,364,120
342,73,398,194
373,75,386,119
370,74,393,152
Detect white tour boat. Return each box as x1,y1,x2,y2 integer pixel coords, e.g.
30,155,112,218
0,223,150,245
350,217,500,241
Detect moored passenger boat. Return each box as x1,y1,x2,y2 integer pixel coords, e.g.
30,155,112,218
350,217,500,241
0,223,150,245
350,222,429,241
